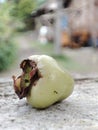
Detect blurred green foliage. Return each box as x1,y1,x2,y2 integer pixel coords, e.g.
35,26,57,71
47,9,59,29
15,0,36,20
0,3,20,71
12,0,36,30
0,41,17,71
0,2,24,40
0,0,36,71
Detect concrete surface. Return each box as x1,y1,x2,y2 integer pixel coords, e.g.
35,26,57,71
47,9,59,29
0,77,98,130
0,32,98,129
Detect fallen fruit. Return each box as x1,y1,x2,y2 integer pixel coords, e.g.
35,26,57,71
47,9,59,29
13,55,74,109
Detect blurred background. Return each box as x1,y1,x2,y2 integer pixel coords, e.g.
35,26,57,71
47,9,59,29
0,0,98,79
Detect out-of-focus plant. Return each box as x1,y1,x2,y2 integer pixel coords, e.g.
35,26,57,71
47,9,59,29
12,0,36,30
15,0,36,20
0,3,23,71
0,41,17,71
0,2,24,40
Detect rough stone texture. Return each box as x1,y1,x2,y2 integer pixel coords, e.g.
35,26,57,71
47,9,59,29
0,78,98,130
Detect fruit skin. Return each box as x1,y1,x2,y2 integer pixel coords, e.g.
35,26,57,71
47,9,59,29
26,55,74,109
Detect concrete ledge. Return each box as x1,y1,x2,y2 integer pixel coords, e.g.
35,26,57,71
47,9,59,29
0,78,98,130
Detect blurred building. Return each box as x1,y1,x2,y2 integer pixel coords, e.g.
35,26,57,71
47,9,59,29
69,0,98,30
69,0,98,47
31,0,98,47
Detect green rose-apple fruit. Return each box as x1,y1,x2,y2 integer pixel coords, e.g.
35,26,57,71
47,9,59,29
13,55,74,109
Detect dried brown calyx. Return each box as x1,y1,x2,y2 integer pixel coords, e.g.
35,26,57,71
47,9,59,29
13,59,42,99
